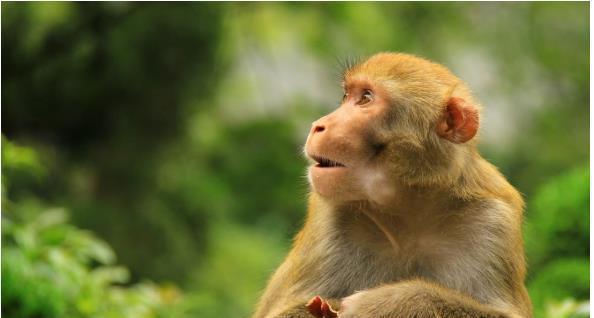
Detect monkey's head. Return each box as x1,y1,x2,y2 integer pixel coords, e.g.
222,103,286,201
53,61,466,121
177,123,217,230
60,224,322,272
305,52,480,204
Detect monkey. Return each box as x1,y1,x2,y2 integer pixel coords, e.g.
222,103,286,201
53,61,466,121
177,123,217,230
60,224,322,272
252,52,532,318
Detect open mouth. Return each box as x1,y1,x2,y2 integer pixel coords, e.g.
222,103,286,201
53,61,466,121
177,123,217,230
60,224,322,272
310,154,346,168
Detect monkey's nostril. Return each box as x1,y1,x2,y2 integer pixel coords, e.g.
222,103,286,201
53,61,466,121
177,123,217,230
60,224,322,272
313,125,325,133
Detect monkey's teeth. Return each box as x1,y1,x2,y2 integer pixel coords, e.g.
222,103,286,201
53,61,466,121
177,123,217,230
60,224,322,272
311,155,345,168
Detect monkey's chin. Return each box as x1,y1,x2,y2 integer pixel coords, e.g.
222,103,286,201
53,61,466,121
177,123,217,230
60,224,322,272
308,166,364,201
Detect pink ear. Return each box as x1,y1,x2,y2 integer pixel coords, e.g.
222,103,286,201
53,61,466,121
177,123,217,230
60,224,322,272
436,97,479,143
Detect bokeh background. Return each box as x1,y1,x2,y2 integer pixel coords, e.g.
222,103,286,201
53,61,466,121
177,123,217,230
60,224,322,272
1,2,589,318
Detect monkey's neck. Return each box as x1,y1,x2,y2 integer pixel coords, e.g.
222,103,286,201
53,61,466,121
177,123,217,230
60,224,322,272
363,182,452,215
311,187,449,253
359,206,401,254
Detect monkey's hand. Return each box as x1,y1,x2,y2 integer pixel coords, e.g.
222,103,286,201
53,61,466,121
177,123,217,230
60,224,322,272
306,296,339,318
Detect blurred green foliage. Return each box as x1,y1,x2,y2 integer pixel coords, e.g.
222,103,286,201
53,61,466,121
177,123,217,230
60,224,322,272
1,2,589,318
2,139,182,318
525,166,590,318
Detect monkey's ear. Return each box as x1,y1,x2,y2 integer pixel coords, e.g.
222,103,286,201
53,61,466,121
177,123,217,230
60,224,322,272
436,97,479,144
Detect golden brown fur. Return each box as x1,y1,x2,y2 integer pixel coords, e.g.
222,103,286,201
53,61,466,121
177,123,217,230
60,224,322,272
253,52,532,318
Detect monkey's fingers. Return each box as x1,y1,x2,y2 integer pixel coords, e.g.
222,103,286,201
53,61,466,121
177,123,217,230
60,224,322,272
306,296,324,317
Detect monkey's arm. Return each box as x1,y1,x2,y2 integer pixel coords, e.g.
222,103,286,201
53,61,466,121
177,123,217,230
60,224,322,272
339,279,524,318
252,254,341,318
254,197,346,318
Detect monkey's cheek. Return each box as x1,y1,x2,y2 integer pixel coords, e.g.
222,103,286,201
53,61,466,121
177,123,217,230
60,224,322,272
308,167,363,200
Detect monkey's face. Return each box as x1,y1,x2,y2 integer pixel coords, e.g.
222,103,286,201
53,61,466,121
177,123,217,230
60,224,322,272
304,53,479,204
305,75,395,203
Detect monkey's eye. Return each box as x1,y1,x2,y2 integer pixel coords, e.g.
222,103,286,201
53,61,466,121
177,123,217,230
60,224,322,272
357,89,374,106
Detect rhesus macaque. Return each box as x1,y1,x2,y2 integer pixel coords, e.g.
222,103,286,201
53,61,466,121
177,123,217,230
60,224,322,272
253,53,532,318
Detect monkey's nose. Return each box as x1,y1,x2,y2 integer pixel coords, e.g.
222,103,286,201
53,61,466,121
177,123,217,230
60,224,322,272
312,124,325,134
